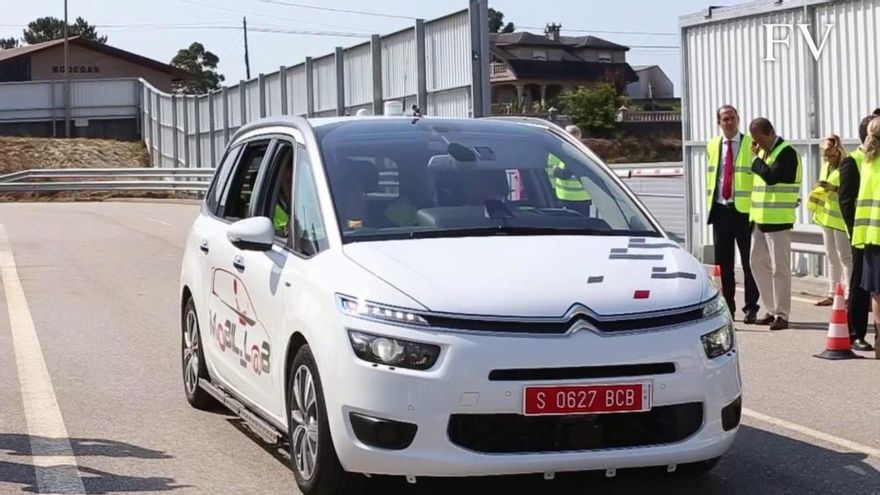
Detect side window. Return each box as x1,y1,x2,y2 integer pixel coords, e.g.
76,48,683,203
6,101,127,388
205,145,241,215
292,146,329,257
262,142,294,239
220,141,270,220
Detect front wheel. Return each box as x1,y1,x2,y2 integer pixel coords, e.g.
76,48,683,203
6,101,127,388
288,345,361,494
181,298,215,410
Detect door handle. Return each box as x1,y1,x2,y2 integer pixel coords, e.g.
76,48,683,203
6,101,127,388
199,240,210,254
232,255,245,272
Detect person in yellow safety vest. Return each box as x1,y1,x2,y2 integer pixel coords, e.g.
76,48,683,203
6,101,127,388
546,125,592,215
811,135,853,307
748,117,803,331
839,109,880,352
273,163,293,237
705,104,760,323
849,116,880,358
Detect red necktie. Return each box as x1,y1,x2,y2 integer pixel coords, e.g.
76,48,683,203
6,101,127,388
721,140,734,201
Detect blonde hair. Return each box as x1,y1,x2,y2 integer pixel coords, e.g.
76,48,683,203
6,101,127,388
866,117,880,162
820,134,847,170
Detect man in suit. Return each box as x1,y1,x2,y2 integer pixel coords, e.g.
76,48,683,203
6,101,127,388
749,118,803,330
706,105,760,323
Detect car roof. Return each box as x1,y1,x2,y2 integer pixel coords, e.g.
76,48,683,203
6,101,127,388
230,115,561,144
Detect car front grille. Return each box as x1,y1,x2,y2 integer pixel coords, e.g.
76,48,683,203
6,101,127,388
422,308,704,335
447,402,703,454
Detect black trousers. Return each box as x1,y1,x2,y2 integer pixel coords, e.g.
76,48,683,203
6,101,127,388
849,246,870,341
711,204,760,314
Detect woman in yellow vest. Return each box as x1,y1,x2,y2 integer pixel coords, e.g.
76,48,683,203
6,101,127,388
851,117,880,354
811,135,852,306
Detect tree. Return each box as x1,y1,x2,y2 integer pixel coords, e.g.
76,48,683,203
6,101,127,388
170,42,225,94
0,37,18,49
22,16,107,44
561,83,622,137
488,8,515,33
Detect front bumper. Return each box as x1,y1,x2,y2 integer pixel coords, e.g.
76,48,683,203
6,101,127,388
320,313,741,477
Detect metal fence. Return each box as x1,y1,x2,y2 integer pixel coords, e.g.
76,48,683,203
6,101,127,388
142,4,490,169
679,0,880,277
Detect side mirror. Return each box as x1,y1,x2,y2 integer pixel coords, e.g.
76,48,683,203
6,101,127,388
227,217,275,251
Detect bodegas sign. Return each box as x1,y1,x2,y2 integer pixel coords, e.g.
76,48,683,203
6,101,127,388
52,65,101,74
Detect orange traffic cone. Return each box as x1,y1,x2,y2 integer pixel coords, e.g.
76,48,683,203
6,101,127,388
711,265,722,289
814,283,858,360
712,265,721,290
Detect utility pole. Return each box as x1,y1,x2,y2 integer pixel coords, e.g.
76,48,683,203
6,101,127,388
63,0,71,138
243,17,251,80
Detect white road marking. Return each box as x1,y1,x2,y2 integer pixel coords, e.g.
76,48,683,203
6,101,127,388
145,218,172,226
0,224,85,494
743,407,880,459
735,287,819,305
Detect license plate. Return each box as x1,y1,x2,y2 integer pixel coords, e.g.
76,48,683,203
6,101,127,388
523,383,652,416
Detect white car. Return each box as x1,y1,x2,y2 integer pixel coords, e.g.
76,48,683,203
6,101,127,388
179,115,741,494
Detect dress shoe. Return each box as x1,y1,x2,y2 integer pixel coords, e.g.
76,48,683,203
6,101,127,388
743,310,758,325
851,339,874,352
756,313,775,326
770,317,789,331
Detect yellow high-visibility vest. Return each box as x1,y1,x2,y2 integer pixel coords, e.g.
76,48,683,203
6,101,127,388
547,154,591,202
706,134,755,213
750,142,803,225
813,161,846,232
274,204,289,233
852,154,880,248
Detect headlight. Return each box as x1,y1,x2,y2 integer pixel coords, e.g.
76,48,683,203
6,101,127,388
348,330,440,370
701,323,734,359
337,295,429,327
702,293,728,319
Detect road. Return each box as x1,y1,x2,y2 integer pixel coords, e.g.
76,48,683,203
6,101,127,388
0,201,878,495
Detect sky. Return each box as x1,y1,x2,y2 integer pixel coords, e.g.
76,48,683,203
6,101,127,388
0,0,745,95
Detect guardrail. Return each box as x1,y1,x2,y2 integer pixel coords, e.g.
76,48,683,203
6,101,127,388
0,168,215,193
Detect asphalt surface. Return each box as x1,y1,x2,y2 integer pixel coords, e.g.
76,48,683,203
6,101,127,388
0,201,878,495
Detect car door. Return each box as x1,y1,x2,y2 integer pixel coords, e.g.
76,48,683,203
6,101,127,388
220,139,296,420
203,139,272,400
193,144,241,332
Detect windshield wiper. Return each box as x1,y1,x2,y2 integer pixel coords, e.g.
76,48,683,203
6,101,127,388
405,226,656,239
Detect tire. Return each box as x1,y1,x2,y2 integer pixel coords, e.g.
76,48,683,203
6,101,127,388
288,345,361,495
181,297,215,410
676,456,721,475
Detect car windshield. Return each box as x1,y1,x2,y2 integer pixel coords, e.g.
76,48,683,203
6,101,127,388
314,119,660,243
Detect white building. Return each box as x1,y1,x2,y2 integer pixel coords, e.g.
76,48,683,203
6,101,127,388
627,65,675,99
680,0,880,276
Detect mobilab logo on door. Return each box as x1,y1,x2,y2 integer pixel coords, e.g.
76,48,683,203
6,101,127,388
762,23,834,62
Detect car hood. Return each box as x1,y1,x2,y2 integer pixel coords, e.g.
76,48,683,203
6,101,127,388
342,236,710,317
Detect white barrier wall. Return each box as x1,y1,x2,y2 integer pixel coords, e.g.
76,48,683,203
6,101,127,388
680,0,880,276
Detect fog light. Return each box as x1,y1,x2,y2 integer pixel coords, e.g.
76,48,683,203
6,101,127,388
370,338,404,364
722,396,742,431
350,413,417,450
